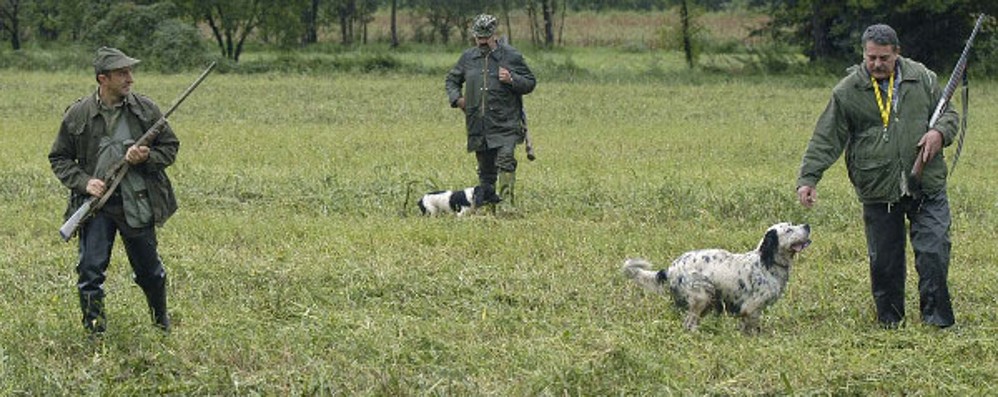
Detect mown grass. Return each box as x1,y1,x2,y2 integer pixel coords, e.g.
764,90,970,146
2,52,998,394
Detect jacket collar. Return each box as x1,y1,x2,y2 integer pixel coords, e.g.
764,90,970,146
473,43,506,60
82,89,140,120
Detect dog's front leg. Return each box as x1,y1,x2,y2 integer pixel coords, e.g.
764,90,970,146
738,306,762,335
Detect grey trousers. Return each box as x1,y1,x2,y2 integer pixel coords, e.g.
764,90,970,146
862,191,954,327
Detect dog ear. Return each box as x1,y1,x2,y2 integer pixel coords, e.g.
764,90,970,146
759,229,779,267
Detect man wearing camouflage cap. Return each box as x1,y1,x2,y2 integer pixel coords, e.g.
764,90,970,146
49,46,179,335
446,14,536,209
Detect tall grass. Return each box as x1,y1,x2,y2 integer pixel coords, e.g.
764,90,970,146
2,57,998,394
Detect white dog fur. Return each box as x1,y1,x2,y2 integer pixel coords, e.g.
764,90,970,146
622,222,811,334
417,187,477,216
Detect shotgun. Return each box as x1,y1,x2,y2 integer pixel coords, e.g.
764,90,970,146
910,13,984,180
59,62,216,241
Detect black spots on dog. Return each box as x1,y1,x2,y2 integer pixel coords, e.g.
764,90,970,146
656,270,668,284
448,190,472,212
759,229,779,268
738,279,747,291
701,255,712,263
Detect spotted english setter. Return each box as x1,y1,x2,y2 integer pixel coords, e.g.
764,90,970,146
622,222,811,334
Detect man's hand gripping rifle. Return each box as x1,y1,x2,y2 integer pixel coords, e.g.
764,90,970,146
59,62,216,241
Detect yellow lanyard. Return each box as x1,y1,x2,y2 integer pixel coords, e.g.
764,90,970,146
871,72,894,130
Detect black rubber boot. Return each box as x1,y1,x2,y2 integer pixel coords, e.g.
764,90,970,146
79,292,106,335
143,280,170,333
482,184,502,205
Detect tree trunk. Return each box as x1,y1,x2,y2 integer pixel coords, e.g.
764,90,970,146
339,0,354,45
390,0,398,48
526,2,539,46
558,0,567,46
680,0,694,69
205,13,226,58
302,0,319,45
542,0,554,47
501,1,512,45
809,1,830,62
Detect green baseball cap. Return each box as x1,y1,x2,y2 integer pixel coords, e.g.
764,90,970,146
93,46,140,74
470,14,498,38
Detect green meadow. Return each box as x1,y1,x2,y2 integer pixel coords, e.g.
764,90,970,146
3,48,998,394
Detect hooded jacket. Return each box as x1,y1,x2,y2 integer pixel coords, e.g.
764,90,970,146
798,57,958,203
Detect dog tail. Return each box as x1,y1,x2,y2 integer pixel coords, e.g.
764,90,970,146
622,258,666,294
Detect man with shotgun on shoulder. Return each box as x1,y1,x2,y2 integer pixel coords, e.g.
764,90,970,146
796,21,982,329
446,14,536,210
49,47,179,336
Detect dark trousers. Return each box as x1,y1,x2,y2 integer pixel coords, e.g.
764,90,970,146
476,148,500,186
862,191,954,327
77,202,166,306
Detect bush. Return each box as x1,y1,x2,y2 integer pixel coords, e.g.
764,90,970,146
148,19,215,73
85,2,212,72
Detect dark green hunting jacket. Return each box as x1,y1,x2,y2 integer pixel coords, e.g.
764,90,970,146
798,57,959,203
48,91,179,226
446,43,536,152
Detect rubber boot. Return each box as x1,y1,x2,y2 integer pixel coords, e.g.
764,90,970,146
498,171,516,206
143,280,170,333
79,292,106,335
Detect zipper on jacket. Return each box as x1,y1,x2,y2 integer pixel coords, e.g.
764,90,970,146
481,51,489,118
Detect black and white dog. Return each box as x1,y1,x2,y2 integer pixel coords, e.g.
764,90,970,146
417,187,478,216
622,222,811,334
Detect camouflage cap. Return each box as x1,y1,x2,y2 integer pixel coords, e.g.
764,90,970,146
470,14,498,38
93,46,140,74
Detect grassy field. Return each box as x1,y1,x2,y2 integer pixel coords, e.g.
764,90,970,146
3,49,998,394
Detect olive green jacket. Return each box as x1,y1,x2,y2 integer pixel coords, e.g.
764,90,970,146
797,57,958,203
49,91,179,226
445,43,536,152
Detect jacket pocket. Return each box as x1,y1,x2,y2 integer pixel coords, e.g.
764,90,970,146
848,158,893,198
465,107,483,136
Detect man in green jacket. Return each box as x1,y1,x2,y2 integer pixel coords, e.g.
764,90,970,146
797,24,957,329
446,14,536,208
49,47,179,335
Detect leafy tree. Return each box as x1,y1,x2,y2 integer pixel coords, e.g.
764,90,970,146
86,2,178,54
760,0,997,72
524,0,561,47
177,0,265,62
0,0,23,49
256,0,309,48
84,2,211,72
307,0,379,46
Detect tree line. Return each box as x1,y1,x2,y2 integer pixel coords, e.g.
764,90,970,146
2,0,995,74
